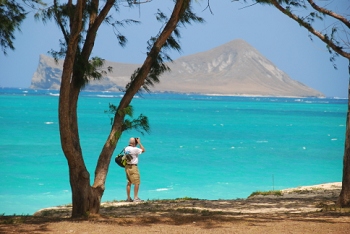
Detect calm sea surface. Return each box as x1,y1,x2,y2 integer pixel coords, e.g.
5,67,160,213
0,88,347,215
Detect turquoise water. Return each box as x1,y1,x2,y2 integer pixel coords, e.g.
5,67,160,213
0,88,346,215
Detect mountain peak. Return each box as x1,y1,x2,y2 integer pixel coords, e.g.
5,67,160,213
30,39,324,97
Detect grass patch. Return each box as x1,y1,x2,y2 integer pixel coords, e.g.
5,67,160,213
248,190,282,198
287,188,322,194
145,197,200,203
175,197,199,201
0,215,30,224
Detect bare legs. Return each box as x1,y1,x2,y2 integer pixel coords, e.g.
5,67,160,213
126,182,140,200
134,184,139,199
126,182,131,200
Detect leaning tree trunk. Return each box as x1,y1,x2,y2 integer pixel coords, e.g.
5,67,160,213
91,0,191,207
337,59,350,207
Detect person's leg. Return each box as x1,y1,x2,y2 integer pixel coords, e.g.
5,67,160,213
132,166,141,201
134,184,139,199
126,182,132,200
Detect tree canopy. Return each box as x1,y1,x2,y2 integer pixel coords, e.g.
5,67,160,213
37,0,203,218
0,0,45,55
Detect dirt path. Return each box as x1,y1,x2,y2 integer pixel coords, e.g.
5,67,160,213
1,183,350,234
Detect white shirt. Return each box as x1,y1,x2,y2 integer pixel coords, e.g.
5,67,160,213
124,146,142,164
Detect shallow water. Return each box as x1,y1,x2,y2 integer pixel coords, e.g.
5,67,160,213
0,88,346,214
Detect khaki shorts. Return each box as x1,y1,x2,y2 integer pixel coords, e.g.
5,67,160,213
125,165,140,185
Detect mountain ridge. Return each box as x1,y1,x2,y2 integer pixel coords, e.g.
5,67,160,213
30,39,324,97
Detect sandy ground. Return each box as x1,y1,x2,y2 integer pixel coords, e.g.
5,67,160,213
1,182,350,234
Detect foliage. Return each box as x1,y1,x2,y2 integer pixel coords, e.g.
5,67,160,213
105,103,150,135
0,0,25,55
248,190,282,198
175,197,200,200
0,0,32,55
0,0,46,55
34,0,139,89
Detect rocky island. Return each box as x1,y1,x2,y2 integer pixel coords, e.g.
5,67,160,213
30,39,324,97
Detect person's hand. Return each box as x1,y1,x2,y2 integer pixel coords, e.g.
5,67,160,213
137,138,145,152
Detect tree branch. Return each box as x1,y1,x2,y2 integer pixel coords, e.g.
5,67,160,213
270,0,350,59
53,0,69,44
118,0,190,110
307,0,350,29
81,0,115,60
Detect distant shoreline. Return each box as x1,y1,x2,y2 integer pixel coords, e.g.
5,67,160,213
1,87,339,98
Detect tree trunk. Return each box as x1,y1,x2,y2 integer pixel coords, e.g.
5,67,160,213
337,59,350,207
69,164,103,217
58,0,101,218
93,0,191,194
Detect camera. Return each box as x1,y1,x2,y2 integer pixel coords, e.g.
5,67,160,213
134,137,138,143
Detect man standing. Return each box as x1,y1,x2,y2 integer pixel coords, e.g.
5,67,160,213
124,137,145,202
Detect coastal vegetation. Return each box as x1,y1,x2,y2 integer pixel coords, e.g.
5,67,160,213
248,190,282,197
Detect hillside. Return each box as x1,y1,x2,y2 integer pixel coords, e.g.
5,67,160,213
30,39,324,97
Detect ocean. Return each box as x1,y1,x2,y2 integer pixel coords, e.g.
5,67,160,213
0,88,346,215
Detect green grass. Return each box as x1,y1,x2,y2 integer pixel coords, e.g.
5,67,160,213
0,215,30,224
174,197,199,201
248,190,282,198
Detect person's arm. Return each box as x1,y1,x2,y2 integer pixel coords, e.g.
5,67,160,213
137,138,145,153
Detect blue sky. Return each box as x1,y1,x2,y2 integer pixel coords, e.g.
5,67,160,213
0,0,348,98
